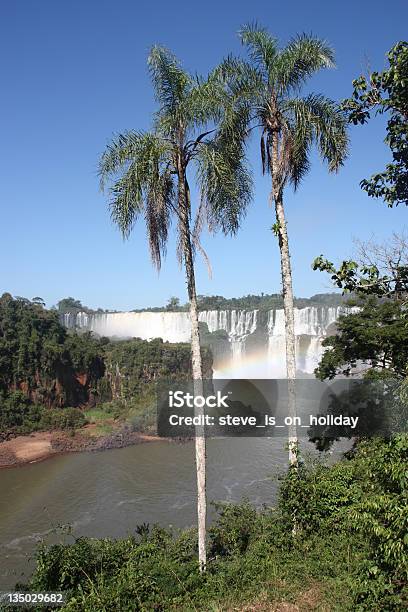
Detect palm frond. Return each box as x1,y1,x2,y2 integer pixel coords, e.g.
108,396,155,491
282,94,349,187
148,46,190,124
108,168,144,239
284,123,311,189
239,23,278,72
214,56,263,100
99,131,168,187
186,71,224,128
197,140,253,235
100,130,174,269
99,131,147,190
273,34,335,93
145,169,173,269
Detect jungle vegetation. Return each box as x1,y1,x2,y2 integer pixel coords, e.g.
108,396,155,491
0,293,209,437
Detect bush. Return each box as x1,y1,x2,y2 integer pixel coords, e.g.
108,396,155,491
209,501,258,557
279,456,361,533
40,408,88,430
280,437,408,609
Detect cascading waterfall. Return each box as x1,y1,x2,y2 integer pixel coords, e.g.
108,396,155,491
62,306,344,378
198,310,258,368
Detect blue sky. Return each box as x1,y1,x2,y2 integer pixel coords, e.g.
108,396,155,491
1,0,407,310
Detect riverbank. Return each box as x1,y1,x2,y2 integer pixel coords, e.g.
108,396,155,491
17,437,405,610
0,426,162,468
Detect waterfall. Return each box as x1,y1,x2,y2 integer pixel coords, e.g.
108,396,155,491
61,306,346,377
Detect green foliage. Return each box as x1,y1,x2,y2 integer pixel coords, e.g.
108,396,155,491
131,291,346,312
0,391,87,435
0,294,204,436
315,297,408,380
64,333,105,378
57,298,86,314
40,408,88,431
103,337,212,400
350,436,408,606
57,297,112,315
281,437,408,609
209,500,258,557
0,391,44,434
342,41,408,207
280,456,362,534
0,294,107,434
0,293,65,392
165,296,180,311
312,254,408,298
194,291,345,311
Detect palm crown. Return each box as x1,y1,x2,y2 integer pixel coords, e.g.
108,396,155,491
220,24,349,191
99,46,252,271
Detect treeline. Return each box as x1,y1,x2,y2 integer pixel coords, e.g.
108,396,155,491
0,294,209,436
137,292,347,312
56,292,347,317
196,292,347,311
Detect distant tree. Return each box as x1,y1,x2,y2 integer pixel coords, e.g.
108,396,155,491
314,235,408,381
57,297,84,313
342,41,408,207
219,24,348,463
99,46,251,571
0,294,105,414
32,297,46,307
166,297,180,311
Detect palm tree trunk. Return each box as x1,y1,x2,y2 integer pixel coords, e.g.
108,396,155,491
178,169,207,571
270,126,298,466
274,193,298,466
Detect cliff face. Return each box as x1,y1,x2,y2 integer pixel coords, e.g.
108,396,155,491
0,293,106,410
8,360,104,409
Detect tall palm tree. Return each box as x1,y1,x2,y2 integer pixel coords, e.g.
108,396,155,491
219,25,348,464
99,46,251,570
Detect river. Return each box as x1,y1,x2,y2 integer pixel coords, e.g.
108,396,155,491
0,438,349,589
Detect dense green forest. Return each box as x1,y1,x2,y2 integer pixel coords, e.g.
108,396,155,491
0,293,211,437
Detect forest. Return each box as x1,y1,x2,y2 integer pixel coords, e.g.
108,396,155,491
0,293,210,437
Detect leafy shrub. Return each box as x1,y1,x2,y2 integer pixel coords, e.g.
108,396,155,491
349,436,408,609
279,457,361,533
280,437,408,609
209,501,258,557
40,408,88,430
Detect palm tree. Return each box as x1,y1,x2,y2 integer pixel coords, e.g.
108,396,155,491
219,25,348,464
99,46,251,570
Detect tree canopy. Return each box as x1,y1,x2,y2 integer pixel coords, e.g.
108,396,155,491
342,41,408,207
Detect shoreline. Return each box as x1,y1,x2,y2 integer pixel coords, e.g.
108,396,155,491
0,427,165,469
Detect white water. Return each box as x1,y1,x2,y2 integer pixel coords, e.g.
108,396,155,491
62,306,345,377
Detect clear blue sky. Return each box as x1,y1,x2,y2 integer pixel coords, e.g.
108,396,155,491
1,0,407,310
